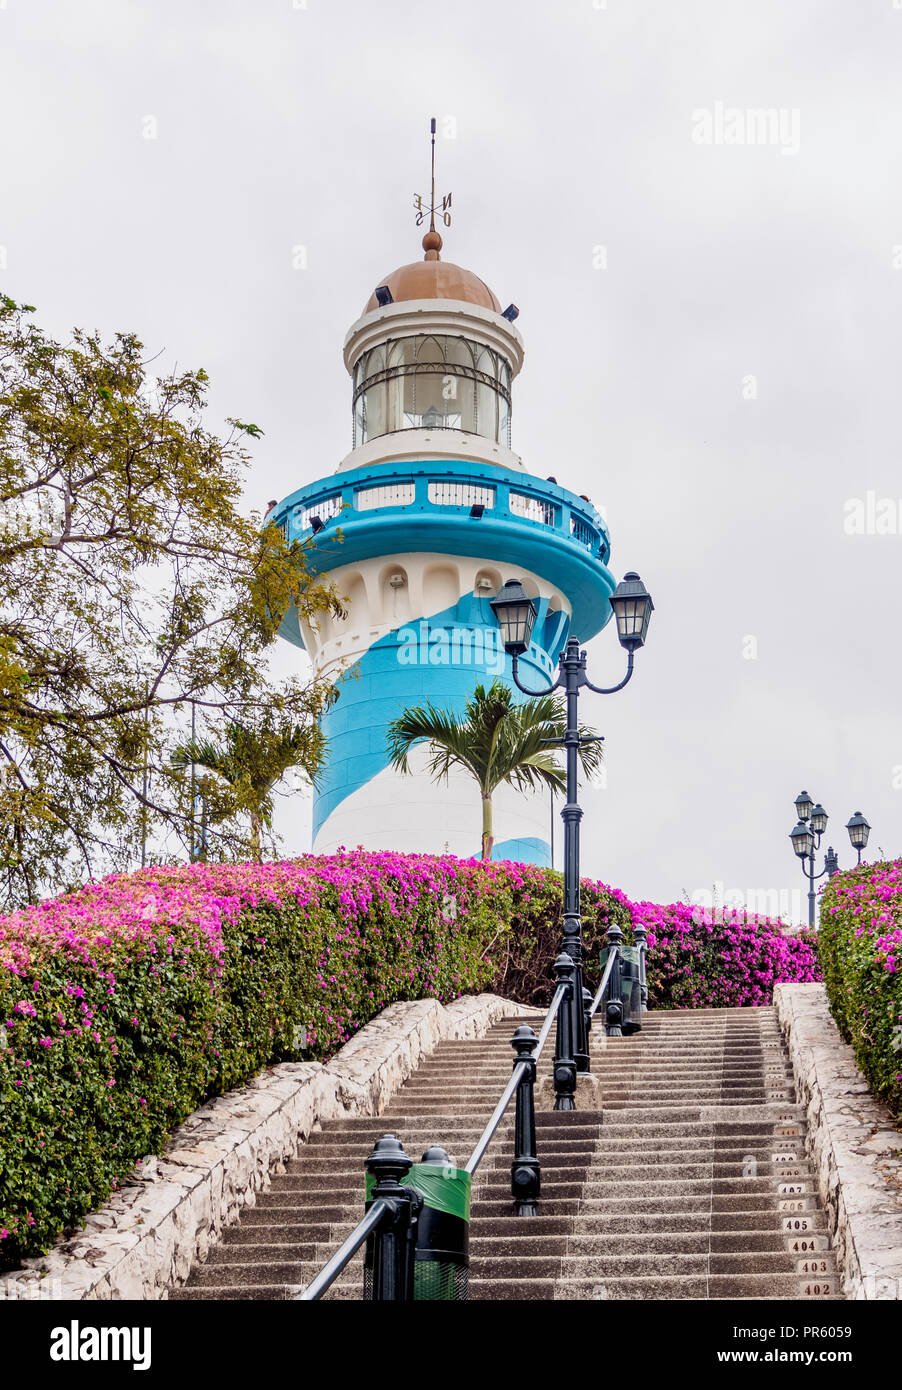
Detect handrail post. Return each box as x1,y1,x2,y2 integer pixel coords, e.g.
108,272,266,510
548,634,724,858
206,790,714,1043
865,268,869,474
582,987,594,1057
552,953,578,1111
363,1134,421,1300
510,1025,540,1215
633,919,648,1013
604,922,624,1037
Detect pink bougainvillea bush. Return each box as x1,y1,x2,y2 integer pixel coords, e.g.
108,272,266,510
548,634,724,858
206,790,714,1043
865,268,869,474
475,870,819,1011
0,851,818,1264
624,899,819,1012
818,858,902,1116
0,853,510,1265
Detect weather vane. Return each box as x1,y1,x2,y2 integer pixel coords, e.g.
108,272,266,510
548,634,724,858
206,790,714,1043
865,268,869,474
414,117,452,232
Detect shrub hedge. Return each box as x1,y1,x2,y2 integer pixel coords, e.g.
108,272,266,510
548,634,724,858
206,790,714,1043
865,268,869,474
0,852,818,1265
818,858,902,1116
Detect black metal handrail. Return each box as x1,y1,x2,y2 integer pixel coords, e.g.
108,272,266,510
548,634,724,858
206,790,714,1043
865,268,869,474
587,944,619,1019
297,1199,389,1302
464,980,565,1175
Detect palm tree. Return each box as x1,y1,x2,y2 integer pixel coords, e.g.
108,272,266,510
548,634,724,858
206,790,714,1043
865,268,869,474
171,721,321,860
386,679,603,861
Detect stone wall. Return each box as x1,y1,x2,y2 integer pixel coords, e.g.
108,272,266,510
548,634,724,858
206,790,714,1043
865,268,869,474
774,982,902,1299
0,993,528,1302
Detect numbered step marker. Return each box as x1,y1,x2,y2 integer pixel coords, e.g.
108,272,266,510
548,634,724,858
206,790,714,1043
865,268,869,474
786,1234,827,1254
783,1216,812,1232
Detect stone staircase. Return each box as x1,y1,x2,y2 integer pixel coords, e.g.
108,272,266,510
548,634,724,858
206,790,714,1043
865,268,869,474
172,1005,842,1301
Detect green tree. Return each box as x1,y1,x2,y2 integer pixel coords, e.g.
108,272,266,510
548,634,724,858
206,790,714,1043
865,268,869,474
0,295,342,906
170,719,321,861
386,679,603,860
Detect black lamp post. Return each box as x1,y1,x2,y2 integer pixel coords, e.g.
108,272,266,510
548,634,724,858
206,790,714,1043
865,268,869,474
789,791,871,927
490,572,654,1073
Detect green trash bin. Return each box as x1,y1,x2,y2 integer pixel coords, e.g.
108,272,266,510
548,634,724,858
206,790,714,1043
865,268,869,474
365,1145,471,1299
599,945,643,1034
619,946,643,1034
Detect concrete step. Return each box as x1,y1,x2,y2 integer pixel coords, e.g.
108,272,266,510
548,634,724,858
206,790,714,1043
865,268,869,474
304,1134,601,1157
600,1099,795,1110
172,1270,844,1303
229,1198,823,1241
294,1141,806,1168
171,1274,843,1302
598,1105,804,1123
598,1117,804,1133
271,1154,814,1186
597,1072,791,1084
277,1149,596,1179
219,1227,828,1261
395,1083,790,1101
186,1249,838,1288
471,1273,841,1301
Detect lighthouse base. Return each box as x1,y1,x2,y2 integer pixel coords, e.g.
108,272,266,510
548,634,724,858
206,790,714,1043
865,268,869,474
312,749,553,867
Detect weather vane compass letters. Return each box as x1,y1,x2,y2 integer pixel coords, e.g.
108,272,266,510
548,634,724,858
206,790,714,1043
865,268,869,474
414,117,452,232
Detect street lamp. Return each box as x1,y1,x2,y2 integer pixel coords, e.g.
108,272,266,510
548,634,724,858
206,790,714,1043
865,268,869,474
788,791,871,927
489,577,536,654
490,572,654,1092
845,811,871,864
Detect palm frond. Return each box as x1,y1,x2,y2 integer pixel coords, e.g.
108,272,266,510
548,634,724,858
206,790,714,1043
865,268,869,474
386,702,480,783
170,739,234,783
386,676,603,806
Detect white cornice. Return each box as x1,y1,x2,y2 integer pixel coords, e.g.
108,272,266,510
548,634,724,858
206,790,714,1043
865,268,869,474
342,299,525,377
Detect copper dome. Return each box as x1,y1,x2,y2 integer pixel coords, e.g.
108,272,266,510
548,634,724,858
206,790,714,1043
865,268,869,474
364,230,501,314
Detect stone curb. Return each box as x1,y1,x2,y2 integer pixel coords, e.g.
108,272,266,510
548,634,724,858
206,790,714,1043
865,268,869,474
0,992,530,1302
774,982,902,1300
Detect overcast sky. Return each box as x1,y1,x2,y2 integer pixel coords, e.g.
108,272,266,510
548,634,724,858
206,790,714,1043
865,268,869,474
2,0,900,919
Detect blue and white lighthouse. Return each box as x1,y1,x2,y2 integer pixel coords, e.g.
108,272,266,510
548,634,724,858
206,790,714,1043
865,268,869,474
272,201,617,866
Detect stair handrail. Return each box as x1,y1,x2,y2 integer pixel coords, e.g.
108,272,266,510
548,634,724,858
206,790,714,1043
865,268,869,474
464,979,566,1175
296,1198,390,1302
295,953,582,1301
587,943,619,1019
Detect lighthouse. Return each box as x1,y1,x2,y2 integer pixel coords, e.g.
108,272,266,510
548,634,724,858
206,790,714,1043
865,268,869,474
271,133,618,865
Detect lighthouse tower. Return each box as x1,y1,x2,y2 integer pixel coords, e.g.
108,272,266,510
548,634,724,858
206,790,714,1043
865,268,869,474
271,147,617,865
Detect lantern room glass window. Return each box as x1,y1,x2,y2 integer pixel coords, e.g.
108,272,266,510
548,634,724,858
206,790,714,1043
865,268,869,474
352,334,512,447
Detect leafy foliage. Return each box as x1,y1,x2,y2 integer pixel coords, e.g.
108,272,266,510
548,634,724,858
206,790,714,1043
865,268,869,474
0,296,342,905
819,858,902,1115
170,719,323,860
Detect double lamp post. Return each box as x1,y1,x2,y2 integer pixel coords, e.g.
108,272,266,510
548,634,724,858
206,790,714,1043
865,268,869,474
490,572,655,1087
789,791,871,928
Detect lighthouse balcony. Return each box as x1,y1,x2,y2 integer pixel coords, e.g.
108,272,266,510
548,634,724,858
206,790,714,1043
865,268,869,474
274,460,608,563
271,459,615,644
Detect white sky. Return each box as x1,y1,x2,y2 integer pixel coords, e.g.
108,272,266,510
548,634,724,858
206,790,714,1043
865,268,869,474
2,0,899,919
